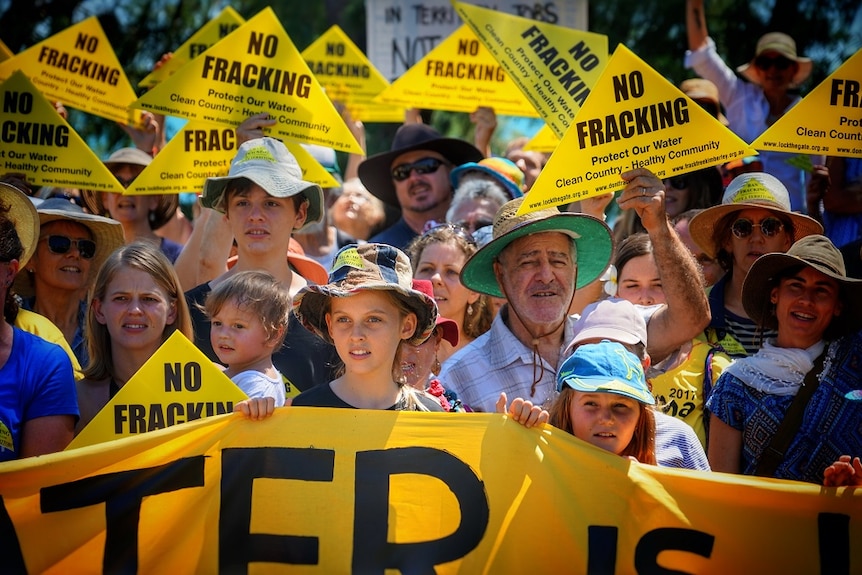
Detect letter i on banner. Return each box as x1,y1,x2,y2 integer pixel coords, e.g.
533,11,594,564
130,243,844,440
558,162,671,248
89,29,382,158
752,47,862,159
0,17,143,126
519,44,755,215
0,70,124,193
68,331,248,449
132,7,363,154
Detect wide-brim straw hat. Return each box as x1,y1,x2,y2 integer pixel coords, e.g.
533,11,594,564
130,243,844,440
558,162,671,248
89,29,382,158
81,147,179,231
743,235,862,331
679,78,729,126
737,32,812,87
12,198,125,297
358,124,484,207
460,197,613,298
689,172,822,259
201,137,323,231
293,243,438,346
0,182,39,269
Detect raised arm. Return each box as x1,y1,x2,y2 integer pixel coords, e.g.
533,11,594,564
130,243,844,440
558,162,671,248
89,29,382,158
618,169,710,363
686,0,709,51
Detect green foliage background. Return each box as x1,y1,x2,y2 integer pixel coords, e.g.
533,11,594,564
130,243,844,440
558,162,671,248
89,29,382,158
0,0,859,157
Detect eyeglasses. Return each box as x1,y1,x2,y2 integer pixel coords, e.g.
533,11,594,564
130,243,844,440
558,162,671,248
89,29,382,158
391,158,447,182
730,217,785,239
42,235,97,259
421,221,476,245
455,219,494,234
665,176,689,191
754,55,793,71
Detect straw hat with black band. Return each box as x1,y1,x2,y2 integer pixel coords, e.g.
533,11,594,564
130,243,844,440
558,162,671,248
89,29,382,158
742,235,862,334
0,182,39,270
689,172,822,260
358,124,484,207
81,147,178,231
12,198,125,298
737,32,812,88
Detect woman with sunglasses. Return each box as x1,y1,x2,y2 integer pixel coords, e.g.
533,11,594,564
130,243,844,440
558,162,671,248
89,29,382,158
14,199,124,368
686,0,815,213
612,166,721,245
406,223,493,365
688,173,822,357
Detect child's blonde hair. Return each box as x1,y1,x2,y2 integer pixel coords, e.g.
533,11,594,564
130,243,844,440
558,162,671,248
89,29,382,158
204,271,291,348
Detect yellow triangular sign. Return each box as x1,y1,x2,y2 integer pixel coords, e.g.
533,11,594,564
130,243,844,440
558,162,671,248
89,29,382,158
519,44,754,215
0,71,124,193
138,6,245,89
376,24,539,117
127,122,340,195
454,1,607,136
0,17,141,125
301,24,405,123
68,331,248,449
752,47,862,159
525,123,559,153
132,7,362,154
0,38,13,63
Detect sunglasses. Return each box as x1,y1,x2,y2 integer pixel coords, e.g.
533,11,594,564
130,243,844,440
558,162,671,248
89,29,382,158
455,219,494,233
391,157,447,182
754,55,793,71
42,235,97,259
421,221,476,245
665,176,689,191
730,217,785,239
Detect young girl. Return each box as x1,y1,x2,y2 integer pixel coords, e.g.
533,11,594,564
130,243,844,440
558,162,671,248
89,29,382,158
291,243,443,411
550,340,657,464
204,271,290,407
75,241,194,433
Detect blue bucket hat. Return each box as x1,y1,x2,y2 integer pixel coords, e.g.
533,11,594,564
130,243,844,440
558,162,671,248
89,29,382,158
556,341,654,405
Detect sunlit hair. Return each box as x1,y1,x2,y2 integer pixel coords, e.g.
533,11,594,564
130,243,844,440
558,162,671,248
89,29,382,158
203,270,291,348
711,210,795,273
405,224,492,338
446,178,509,224
614,232,654,277
326,290,430,411
0,211,23,323
84,241,193,381
549,387,657,465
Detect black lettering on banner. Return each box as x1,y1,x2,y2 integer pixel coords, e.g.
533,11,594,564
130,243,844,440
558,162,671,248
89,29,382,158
40,457,205,574
164,362,202,392
587,525,618,575
830,79,861,107
326,42,345,56
74,33,98,53
219,447,335,571
248,32,278,58
3,91,33,114
634,527,714,574
183,128,236,152
819,513,850,575
0,496,27,575
353,446,489,574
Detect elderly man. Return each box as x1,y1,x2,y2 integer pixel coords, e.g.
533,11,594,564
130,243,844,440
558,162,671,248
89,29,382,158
440,170,712,412
358,124,484,249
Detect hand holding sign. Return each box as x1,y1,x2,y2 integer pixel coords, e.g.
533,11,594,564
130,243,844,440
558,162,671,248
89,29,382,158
617,168,668,233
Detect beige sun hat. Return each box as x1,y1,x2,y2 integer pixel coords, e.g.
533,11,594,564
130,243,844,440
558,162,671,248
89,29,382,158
737,32,813,87
1,182,39,269
742,235,862,332
12,198,125,297
689,172,823,259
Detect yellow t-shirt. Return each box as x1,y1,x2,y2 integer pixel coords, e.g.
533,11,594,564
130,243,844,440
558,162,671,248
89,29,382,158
14,308,83,380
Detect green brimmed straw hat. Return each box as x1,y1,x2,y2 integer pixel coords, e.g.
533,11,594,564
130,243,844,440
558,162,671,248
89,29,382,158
459,197,613,298
292,243,438,346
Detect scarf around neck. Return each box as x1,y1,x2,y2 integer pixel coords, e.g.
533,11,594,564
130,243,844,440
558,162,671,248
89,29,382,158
724,339,825,396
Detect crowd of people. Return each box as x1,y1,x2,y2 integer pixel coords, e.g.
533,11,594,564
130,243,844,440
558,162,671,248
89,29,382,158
1,8,861,492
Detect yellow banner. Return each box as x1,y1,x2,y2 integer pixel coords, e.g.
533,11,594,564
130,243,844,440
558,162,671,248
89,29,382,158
752,47,862,158
454,1,608,137
375,24,540,117
138,7,245,89
520,45,754,214
525,122,560,153
126,122,339,195
0,17,141,126
0,38,12,63
0,70,124,193
68,332,247,449
1,409,859,574
132,8,362,154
